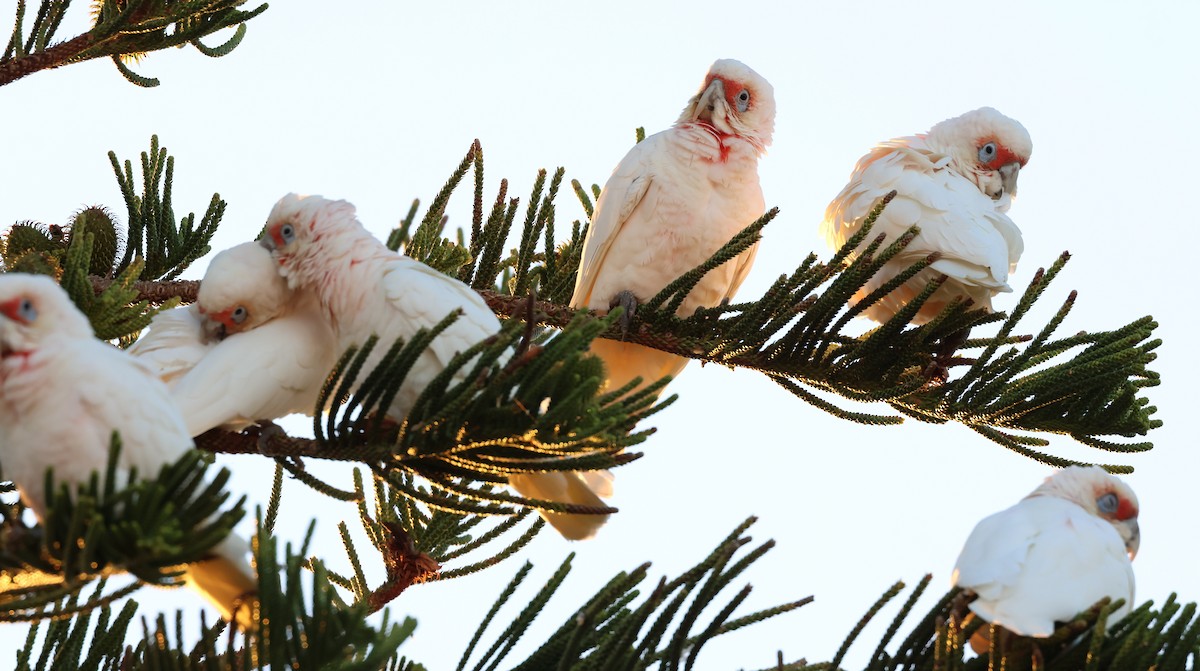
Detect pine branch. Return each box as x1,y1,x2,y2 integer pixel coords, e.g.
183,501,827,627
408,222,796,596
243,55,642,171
458,517,812,671
0,439,246,623
835,579,1200,671
0,0,268,88
14,516,417,670
66,140,1162,470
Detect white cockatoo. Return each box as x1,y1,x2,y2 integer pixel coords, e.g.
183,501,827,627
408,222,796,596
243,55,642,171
570,58,775,394
952,466,1139,648
131,242,337,436
258,195,610,540
822,107,1032,324
0,274,257,627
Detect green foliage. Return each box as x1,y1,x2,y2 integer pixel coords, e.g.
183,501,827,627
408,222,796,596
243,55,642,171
109,135,224,281
0,124,1175,669
459,517,811,671
67,206,122,278
58,231,178,340
459,169,1160,470
0,439,245,623
14,517,417,670
320,468,546,611
812,578,1199,670
303,308,669,518
1,0,268,88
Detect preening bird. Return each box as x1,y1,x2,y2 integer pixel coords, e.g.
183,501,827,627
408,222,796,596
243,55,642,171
821,107,1032,324
0,273,257,627
131,242,337,436
258,195,611,540
570,58,774,394
952,466,1139,649
260,194,503,421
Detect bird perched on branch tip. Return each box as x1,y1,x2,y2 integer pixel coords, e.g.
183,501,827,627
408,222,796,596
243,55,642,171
952,465,1139,653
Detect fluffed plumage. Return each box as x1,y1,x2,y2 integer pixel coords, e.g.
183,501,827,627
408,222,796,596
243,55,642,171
952,466,1139,647
0,274,257,627
822,107,1032,324
260,194,503,420
259,195,609,540
132,242,337,436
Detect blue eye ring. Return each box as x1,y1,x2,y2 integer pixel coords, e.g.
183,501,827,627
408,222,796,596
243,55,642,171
280,223,296,244
231,306,248,324
1097,492,1118,514
18,298,36,323
735,89,750,113
978,142,997,164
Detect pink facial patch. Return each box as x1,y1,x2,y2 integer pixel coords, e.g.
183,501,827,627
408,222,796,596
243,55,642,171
980,136,1027,168
1115,498,1138,521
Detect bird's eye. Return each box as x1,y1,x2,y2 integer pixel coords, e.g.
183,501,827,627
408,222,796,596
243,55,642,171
978,142,998,164
17,298,36,323
735,89,751,113
231,306,248,324
280,223,296,245
1097,492,1119,514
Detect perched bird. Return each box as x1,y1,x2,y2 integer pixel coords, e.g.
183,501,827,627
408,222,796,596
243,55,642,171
130,242,337,436
259,195,610,540
952,466,1139,649
0,273,258,627
570,58,775,394
821,107,1032,324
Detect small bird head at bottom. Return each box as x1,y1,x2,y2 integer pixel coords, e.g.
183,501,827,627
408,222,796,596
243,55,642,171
1030,465,1141,559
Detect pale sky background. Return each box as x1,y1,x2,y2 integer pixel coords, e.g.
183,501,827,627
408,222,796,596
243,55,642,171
3,2,1199,669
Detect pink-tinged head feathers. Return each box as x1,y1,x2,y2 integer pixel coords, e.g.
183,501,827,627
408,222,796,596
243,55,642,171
260,193,363,290
924,107,1032,201
0,274,93,359
676,58,775,153
197,242,291,339
1028,465,1141,559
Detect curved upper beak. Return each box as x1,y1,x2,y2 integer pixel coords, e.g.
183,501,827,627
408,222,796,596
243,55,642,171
259,235,276,251
691,78,725,123
201,315,228,342
1120,518,1140,560
998,162,1021,198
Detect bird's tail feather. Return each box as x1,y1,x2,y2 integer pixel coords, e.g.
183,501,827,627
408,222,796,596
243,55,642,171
508,471,612,541
185,534,259,631
588,339,689,396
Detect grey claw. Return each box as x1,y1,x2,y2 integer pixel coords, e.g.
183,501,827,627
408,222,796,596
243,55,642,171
609,290,640,339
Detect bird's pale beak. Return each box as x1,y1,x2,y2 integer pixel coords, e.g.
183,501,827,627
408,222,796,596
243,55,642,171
1121,518,1140,560
259,235,275,251
202,316,228,342
692,78,725,123
998,162,1021,198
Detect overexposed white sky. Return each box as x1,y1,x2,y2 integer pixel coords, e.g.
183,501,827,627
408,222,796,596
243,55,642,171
3,2,1199,668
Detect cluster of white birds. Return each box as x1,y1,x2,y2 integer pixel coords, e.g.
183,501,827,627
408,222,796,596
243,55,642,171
0,57,1140,649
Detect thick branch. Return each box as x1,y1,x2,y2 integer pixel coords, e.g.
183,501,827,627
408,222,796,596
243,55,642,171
91,274,707,359
0,32,95,87
90,275,198,304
